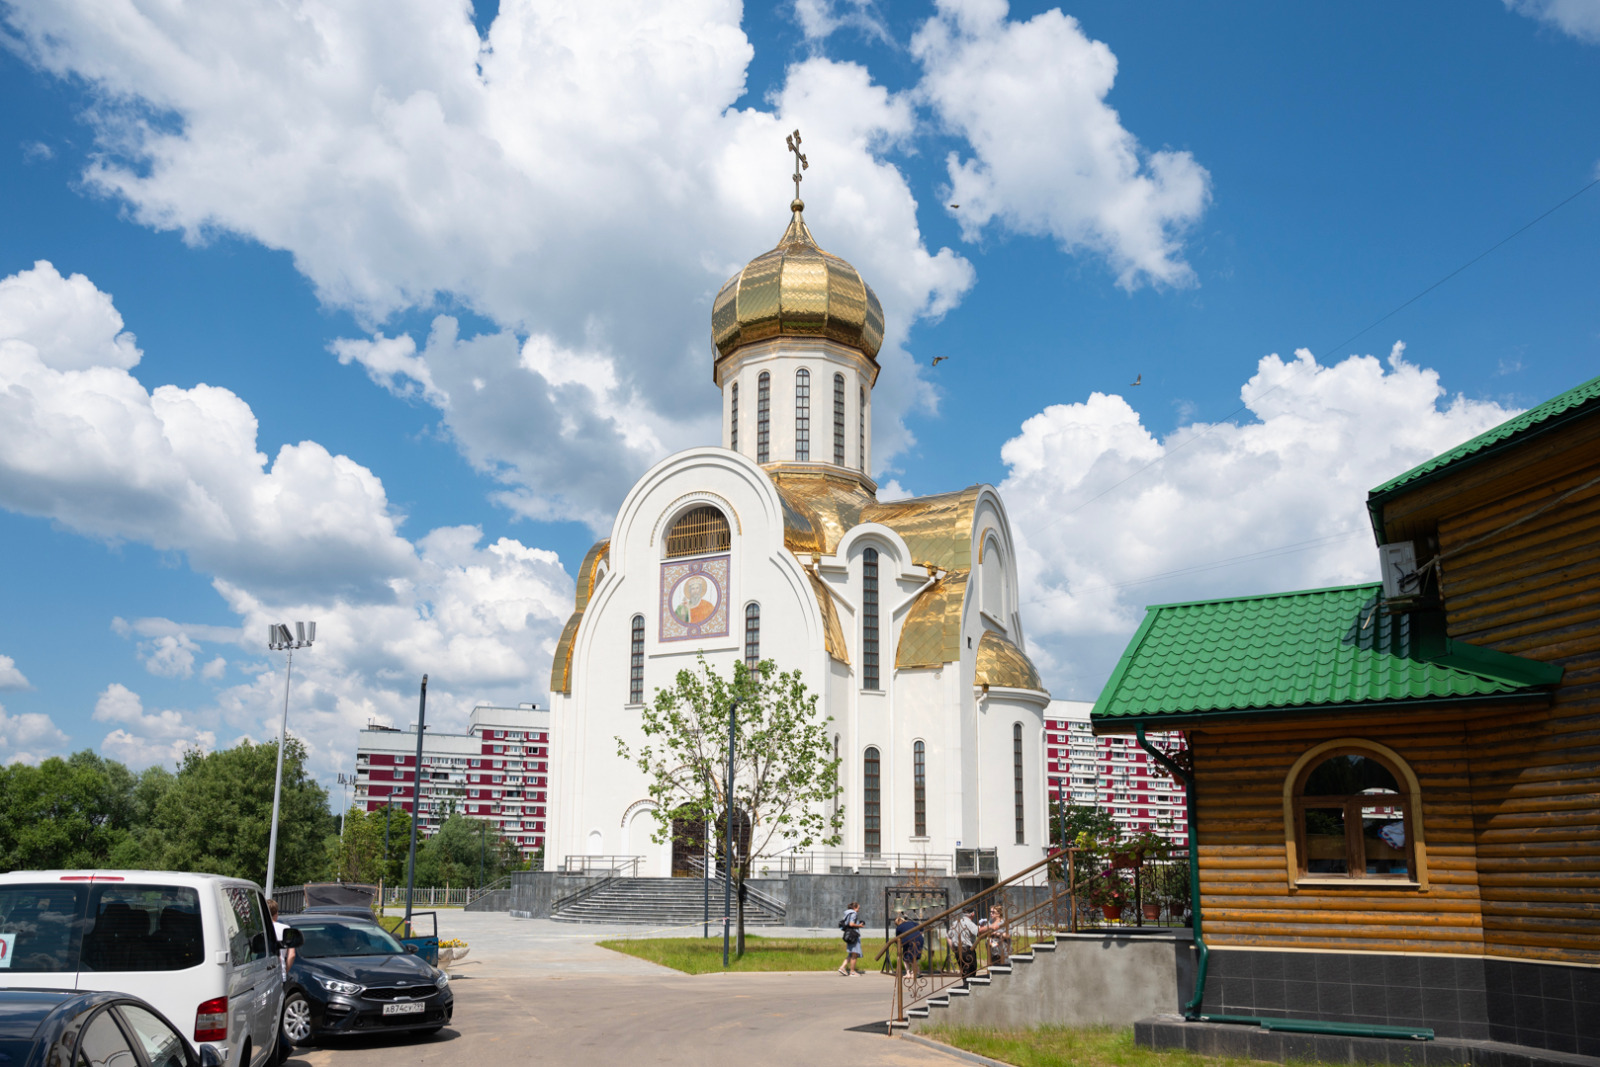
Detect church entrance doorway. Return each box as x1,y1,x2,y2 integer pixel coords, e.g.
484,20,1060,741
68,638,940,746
670,813,707,877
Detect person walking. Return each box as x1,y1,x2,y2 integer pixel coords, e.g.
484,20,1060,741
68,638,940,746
986,904,1011,967
837,901,865,976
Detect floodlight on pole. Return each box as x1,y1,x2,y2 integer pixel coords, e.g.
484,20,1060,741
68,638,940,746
265,620,315,897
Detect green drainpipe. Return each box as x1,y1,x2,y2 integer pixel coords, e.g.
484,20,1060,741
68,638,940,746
1137,723,1207,1019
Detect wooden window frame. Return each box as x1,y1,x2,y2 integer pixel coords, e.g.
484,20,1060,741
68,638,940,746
1282,737,1429,890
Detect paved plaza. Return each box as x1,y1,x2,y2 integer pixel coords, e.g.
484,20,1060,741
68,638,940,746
293,911,964,1067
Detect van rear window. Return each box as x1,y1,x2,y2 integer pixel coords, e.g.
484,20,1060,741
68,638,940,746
0,884,203,974
0,886,86,972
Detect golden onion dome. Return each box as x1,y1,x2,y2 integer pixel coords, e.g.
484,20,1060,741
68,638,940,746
711,199,885,371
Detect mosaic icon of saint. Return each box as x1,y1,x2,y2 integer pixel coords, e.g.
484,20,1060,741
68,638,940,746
673,575,717,625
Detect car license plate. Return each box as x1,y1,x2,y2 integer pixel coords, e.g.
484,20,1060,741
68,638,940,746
382,1002,425,1016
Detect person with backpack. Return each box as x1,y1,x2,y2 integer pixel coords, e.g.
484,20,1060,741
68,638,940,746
836,901,865,976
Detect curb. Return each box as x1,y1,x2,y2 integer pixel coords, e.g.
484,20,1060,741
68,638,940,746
896,1031,1016,1067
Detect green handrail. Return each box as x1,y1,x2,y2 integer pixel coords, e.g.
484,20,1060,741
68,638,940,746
1136,723,1207,1018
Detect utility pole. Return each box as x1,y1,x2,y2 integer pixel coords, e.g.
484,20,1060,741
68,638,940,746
479,821,486,887
403,675,428,934
723,698,739,968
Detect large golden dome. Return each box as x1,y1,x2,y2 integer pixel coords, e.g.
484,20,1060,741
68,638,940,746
711,200,885,372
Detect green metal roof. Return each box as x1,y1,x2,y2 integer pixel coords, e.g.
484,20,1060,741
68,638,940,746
1369,372,1600,504
1091,583,1560,725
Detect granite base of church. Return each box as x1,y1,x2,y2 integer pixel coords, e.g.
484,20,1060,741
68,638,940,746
1136,1017,1600,1067
1167,948,1600,1059
473,870,992,924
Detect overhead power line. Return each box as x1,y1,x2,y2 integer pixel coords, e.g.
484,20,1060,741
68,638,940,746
1037,173,1600,530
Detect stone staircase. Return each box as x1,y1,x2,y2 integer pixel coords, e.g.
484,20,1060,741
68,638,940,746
892,934,1059,1031
550,876,786,926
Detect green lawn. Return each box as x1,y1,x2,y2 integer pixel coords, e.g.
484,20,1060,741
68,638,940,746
597,935,854,974
919,1025,1268,1067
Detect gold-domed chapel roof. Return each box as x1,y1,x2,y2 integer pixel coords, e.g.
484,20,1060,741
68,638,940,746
711,200,885,373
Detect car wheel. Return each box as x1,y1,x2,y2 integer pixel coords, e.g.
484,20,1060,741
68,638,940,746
280,992,315,1048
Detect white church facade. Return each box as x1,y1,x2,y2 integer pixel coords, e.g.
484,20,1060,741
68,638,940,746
547,194,1051,879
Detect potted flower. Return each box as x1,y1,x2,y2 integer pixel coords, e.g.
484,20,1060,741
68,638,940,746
1088,868,1130,920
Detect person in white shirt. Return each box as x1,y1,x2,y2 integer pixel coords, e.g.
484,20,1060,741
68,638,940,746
266,899,295,977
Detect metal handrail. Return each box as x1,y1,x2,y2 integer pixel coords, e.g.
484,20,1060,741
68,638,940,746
876,847,1077,1031
559,854,642,876
550,875,619,913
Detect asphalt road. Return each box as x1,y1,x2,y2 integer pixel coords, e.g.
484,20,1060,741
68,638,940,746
293,912,964,1067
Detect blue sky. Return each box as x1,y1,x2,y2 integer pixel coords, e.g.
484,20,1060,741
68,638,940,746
0,0,1595,783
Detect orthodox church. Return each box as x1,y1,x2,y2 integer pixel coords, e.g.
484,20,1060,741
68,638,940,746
547,173,1051,878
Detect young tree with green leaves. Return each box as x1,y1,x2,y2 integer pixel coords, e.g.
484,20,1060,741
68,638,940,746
617,656,841,957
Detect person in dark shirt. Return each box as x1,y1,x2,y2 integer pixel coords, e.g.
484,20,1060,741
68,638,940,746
893,911,924,980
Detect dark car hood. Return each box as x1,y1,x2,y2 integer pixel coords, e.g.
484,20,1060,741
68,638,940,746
295,953,436,986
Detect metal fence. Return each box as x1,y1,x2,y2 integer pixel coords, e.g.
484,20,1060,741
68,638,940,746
1069,848,1191,930
751,849,993,878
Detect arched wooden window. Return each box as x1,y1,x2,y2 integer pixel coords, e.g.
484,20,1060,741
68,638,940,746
864,746,881,855
743,602,760,669
729,381,738,453
1284,739,1427,887
862,547,879,690
858,387,866,471
833,373,846,465
1013,723,1025,844
794,369,810,461
913,740,926,838
665,506,730,558
629,615,645,704
757,372,771,464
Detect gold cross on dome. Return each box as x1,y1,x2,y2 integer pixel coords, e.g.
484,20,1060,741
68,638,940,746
786,129,808,201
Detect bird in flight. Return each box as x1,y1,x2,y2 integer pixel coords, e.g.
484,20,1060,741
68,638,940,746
1130,373,1142,386
950,204,959,209
932,356,948,366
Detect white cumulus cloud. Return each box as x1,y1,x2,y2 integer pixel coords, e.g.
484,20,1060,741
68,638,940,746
0,655,30,691
1002,345,1520,696
0,702,71,765
142,634,201,679
912,0,1211,289
1506,0,1600,43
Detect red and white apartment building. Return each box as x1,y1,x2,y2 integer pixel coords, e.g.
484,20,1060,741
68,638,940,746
353,703,551,857
1045,700,1189,846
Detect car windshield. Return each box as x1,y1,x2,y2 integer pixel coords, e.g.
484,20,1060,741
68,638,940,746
293,921,405,958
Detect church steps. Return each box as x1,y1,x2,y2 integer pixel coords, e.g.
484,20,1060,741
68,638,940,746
550,876,786,926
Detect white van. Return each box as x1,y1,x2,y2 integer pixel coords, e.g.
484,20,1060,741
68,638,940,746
0,871,288,1067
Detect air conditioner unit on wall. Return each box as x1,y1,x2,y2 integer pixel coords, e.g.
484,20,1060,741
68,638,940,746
1379,542,1420,602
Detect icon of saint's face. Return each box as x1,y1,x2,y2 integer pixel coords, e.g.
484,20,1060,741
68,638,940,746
674,575,716,625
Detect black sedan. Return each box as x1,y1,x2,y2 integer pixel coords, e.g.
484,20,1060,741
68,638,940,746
278,915,453,1046
0,989,218,1067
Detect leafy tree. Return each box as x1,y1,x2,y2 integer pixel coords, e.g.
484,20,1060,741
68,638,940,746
1049,803,1118,852
141,737,333,886
618,656,841,957
413,814,518,888
332,804,423,886
0,751,140,870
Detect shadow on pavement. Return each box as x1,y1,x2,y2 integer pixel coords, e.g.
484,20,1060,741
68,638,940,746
293,1027,462,1054
843,1020,891,1034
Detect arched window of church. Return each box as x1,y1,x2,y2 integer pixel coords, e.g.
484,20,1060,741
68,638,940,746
864,746,881,855
665,506,730,559
730,381,738,453
757,372,771,464
913,740,926,837
981,538,1004,622
862,547,880,690
744,602,760,669
629,615,645,704
1013,722,1025,844
858,387,866,471
833,373,846,465
794,369,810,461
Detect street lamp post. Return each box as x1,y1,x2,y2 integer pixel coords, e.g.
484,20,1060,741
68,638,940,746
265,621,315,898
403,675,428,934
723,698,739,968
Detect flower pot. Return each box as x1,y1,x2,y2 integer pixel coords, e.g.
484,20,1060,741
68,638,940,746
437,947,456,968
1100,904,1124,921
1142,904,1161,922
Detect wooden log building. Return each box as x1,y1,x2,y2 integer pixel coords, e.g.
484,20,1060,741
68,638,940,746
1093,373,1600,1056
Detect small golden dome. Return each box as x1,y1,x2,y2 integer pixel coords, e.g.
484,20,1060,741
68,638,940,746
711,200,885,370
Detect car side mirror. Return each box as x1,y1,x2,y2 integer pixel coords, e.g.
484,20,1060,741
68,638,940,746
198,1046,224,1067
403,943,418,954
281,928,304,949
